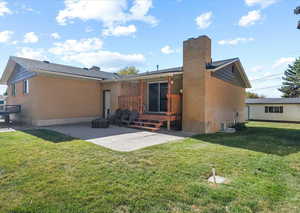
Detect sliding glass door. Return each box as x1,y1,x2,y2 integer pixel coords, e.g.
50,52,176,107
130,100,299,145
159,83,168,112
148,82,168,112
149,83,159,112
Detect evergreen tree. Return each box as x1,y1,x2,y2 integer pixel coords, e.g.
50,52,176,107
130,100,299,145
278,58,300,98
295,6,300,29
117,66,139,76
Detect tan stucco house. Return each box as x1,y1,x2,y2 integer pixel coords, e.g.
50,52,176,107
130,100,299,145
0,35,251,134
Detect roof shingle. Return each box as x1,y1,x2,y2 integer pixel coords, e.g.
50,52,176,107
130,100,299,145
8,56,244,82
246,98,300,104
206,58,239,69
11,56,119,80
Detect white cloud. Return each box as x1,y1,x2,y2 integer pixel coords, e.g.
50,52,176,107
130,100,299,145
128,0,157,25
62,51,145,71
250,65,264,72
56,0,157,31
245,0,277,8
239,10,262,27
0,30,13,43
23,32,39,43
161,45,175,54
16,47,48,61
272,57,296,69
0,1,11,16
16,3,40,14
57,0,125,25
218,37,254,45
51,33,61,40
49,38,103,55
20,4,34,12
102,24,137,37
48,37,145,71
195,12,213,29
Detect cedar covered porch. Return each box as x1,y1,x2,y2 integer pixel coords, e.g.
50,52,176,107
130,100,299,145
118,76,182,131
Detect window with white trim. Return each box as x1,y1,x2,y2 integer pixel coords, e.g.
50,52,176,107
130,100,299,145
23,79,29,94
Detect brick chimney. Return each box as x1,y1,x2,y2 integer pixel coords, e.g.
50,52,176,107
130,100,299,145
182,35,212,133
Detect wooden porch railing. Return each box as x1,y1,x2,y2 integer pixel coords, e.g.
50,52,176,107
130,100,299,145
118,95,143,112
167,94,181,115
0,105,21,114
118,94,181,115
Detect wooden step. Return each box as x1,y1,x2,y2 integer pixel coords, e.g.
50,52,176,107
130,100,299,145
129,125,160,131
139,114,178,122
132,120,163,127
129,116,166,131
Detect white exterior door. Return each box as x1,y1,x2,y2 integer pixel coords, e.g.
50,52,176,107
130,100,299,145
104,90,111,119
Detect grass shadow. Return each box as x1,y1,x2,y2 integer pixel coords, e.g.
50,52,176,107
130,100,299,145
193,126,300,156
22,129,76,143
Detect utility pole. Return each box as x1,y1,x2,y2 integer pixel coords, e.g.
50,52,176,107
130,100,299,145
295,6,300,29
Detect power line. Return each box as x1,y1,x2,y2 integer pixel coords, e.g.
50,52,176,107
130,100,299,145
250,72,283,81
249,85,281,91
258,77,282,82
251,75,282,82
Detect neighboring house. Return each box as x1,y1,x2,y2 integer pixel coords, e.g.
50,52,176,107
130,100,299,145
246,98,300,122
0,95,6,112
0,95,5,104
0,35,251,134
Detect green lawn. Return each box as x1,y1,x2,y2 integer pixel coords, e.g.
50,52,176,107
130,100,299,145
0,122,300,213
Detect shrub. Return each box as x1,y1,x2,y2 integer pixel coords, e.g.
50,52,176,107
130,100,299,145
230,122,247,131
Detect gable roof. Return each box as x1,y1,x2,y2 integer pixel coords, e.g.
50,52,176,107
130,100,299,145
133,67,183,77
114,67,183,81
206,58,239,69
1,56,251,88
246,98,300,104
207,58,251,88
0,56,119,84
13,56,120,80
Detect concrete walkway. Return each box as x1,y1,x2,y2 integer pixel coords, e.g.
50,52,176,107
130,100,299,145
0,119,33,132
45,123,192,152
0,128,16,133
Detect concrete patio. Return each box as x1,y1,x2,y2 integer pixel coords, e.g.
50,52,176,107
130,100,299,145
44,123,192,152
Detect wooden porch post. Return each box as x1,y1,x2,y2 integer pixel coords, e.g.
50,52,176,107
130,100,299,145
167,76,172,130
140,80,144,113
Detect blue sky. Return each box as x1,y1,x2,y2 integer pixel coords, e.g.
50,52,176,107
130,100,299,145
0,0,299,97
